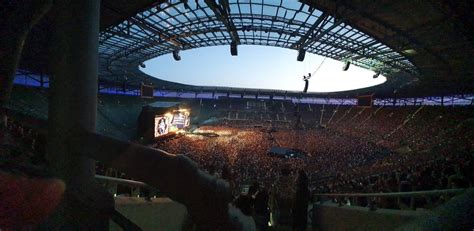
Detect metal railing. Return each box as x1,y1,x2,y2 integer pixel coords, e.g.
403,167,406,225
96,173,473,230
313,188,470,198
96,174,471,201
95,175,148,188
313,187,472,210
94,175,150,231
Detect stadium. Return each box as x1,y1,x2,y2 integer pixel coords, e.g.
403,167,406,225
1,0,473,230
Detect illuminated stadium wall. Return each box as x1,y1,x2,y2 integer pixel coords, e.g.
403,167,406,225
13,72,474,106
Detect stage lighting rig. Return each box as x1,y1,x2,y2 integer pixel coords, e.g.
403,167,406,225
230,41,238,56
297,48,306,62
173,49,181,61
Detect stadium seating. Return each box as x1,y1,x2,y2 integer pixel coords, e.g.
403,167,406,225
4,86,473,213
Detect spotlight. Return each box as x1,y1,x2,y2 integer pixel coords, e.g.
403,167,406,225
173,49,181,61
373,72,380,78
230,41,238,56
297,48,306,62
139,62,146,68
342,60,350,71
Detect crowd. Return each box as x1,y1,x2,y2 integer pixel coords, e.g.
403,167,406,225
3,87,473,229
160,127,389,194
156,105,473,211
0,115,48,170
2,103,473,214
316,153,473,210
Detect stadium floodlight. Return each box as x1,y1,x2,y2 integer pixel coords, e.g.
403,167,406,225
342,60,350,71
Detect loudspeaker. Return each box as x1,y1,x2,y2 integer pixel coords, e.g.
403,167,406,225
342,61,350,71
357,95,373,107
141,84,154,98
230,42,238,56
297,48,306,62
173,50,181,61
303,79,309,93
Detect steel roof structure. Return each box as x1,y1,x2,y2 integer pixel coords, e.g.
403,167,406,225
98,0,419,96
100,1,416,75
18,0,474,97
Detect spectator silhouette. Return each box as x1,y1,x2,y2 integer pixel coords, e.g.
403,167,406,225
292,170,309,231
234,182,260,217
254,186,269,231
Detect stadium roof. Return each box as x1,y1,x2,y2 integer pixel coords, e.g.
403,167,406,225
19,0,474,97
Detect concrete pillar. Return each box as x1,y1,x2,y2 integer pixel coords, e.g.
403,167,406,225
47,0,112,228
0,1,51,127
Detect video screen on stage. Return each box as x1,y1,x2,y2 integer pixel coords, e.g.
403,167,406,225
154,109,190,137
